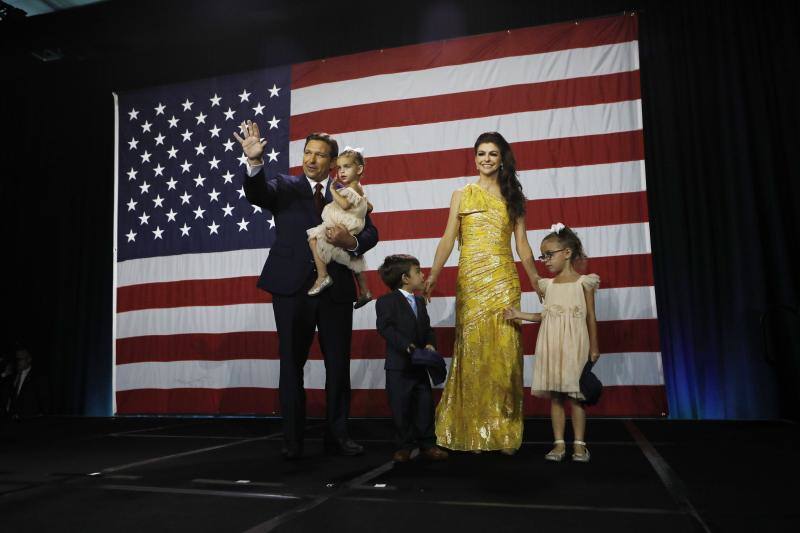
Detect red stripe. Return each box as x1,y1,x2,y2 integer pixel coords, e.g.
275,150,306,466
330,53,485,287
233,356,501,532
290,71,641,141
525,191,649,233
370,191,649,241
115,383,666,417
116,253,653,312
290,131,645,185
117,277,270,312
291,15,637,89
115,318,659,364
521,318,660,358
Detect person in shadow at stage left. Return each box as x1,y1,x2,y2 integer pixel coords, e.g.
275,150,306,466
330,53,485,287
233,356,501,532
0,351,15,419
376,254,449,463
4,347,50,419
235,121,379,460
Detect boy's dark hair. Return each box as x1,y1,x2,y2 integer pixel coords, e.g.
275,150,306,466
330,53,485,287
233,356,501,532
378,254,420,290
304,132,339,159
543,225,588,270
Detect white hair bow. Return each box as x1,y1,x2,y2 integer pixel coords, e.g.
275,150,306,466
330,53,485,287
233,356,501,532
342,145,364,153
550,222,566,234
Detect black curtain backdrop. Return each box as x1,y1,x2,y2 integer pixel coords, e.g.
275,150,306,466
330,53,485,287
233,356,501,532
1,0,797,418
639,3,800,418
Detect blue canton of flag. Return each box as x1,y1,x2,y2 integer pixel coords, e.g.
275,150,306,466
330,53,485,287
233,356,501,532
116,66,289,261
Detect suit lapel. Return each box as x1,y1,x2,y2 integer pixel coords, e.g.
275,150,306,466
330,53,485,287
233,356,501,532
395,291,417,323
296,174,323,223
395,291,424,342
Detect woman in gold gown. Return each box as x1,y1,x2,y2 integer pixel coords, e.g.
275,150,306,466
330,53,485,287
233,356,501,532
424,132,543,454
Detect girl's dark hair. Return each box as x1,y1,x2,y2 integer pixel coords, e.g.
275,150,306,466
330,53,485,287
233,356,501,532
378,254,420,290
543,225,588,271
474,132,526,222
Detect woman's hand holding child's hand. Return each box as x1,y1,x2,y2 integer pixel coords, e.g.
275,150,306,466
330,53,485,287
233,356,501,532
423,276,437,303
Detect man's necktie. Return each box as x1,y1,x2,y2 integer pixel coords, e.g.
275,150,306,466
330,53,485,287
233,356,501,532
313,183,324,216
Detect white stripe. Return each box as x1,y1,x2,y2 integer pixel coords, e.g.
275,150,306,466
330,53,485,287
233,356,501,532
593,351,664,387
290,101,642,166
116,285,656,339
373,223,652,268
291,41,639,116
115,351,662,391
117,248,269,287
523,351,664,388
118,302,269,338
116,359,281,391
635,98,643,130
639,159,648,192
117,222,651,286
368,161,646,214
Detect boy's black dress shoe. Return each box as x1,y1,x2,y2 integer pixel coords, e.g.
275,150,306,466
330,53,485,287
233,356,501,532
324,437,364,456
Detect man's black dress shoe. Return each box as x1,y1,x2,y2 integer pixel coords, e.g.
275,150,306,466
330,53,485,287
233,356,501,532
324,437,364,456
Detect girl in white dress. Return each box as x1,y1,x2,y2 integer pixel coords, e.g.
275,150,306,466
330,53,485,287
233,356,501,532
503,223,600,462
307,148,373,307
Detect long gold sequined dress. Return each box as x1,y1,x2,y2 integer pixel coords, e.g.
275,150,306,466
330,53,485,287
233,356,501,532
435,184,523,451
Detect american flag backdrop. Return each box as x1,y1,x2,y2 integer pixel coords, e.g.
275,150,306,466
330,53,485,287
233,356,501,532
114,14,667,416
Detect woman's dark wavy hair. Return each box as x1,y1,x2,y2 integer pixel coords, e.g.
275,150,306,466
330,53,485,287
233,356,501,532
474,132,526,222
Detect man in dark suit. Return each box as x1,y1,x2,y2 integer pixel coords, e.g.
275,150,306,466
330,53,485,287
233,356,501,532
6,348,50,418
0,352,15,418
235,121,378,459
375,255,448,462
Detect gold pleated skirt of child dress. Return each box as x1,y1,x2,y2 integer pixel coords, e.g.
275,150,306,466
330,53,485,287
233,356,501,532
435,184,524,451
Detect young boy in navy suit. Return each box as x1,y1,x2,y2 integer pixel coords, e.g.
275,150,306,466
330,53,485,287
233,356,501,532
376,255,449,463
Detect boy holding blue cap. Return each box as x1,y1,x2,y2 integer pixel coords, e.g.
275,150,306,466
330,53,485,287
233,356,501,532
376,254,449,463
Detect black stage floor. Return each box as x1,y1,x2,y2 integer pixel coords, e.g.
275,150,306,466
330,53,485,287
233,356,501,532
0,417,796,532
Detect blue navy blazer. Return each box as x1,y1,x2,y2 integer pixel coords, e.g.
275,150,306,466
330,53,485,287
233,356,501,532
375,290,438,371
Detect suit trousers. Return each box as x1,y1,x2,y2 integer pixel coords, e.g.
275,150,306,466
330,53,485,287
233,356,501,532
272,272,353,450
386,368,435,450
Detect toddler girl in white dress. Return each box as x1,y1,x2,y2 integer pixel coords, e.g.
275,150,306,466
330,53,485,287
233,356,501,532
307,148,373,308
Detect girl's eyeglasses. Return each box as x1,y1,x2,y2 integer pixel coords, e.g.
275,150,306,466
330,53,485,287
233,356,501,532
537,248,565,261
